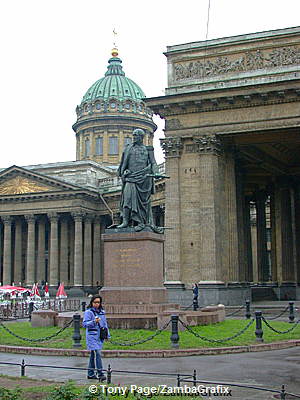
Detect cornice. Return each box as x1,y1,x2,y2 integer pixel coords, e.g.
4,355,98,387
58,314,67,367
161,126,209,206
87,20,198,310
73,115,156,132
0,190,99,204
151,88,300,118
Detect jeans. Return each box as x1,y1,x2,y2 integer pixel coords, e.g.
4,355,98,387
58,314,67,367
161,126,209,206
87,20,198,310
88,350,103,377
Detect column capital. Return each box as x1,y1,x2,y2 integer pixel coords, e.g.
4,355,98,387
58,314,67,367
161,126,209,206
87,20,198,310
48,212,59,222
194,134,223,155
71,211,85,222
161,137,183,158
24,214,36,223
84,213,95,223
1,215,12,225
93,215,102,224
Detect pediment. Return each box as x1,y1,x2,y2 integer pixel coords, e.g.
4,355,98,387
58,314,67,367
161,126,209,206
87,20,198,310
0,176,56,195
0,166,85,196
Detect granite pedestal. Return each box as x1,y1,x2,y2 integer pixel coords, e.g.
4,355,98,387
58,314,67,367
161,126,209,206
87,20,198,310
101,229,167,305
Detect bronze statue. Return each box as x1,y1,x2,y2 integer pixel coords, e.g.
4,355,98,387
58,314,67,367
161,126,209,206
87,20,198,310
117,128,161,232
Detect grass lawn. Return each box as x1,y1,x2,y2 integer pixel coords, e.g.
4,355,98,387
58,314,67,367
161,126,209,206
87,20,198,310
0,319,300,350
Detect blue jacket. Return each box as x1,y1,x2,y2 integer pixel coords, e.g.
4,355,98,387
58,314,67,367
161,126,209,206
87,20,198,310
83,307,110,351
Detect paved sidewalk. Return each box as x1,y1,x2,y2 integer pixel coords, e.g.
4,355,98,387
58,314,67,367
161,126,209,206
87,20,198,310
1,347,300,399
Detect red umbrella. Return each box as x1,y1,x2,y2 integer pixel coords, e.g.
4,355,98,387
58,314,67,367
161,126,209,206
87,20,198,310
34,283,40,297
44,282,49,297
0,285,30,294
56,283,67,299
30,283,41,298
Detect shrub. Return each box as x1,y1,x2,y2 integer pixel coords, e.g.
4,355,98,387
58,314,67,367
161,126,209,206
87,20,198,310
46,381,79,400
0,386,23,400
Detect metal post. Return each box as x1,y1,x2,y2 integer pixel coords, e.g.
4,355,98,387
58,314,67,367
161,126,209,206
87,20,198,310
255,311,264,342
72,314,82,348
21,359,25,377
81,301,86,312
280,384,286,399
170,315,180,349
193,369,197,387
193,297,199,311
107,364,112,384
177,374,181,387
245,299,251,319
288,302,295,323
28,301,34,321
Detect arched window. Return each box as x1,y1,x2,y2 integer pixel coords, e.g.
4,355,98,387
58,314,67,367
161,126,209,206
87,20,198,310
95,137,103,155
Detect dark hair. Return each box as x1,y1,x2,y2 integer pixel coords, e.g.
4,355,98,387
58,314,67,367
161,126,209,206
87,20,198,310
87,295,103,310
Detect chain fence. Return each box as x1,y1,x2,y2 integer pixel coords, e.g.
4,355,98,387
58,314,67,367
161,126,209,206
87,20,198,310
262,305,290,320
226,304,245,316
109,320,171,346
262,316,300,335
0,318,73,342
1,303,300,348
178,317,255,343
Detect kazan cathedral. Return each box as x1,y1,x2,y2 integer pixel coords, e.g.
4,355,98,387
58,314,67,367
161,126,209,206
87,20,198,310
1,26,300,305
0,48,164,295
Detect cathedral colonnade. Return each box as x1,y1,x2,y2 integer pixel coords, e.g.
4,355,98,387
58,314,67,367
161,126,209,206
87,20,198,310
0,212,104,287
160,135,300,302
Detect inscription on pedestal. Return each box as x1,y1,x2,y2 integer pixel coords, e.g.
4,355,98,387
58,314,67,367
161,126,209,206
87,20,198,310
116,248,142,268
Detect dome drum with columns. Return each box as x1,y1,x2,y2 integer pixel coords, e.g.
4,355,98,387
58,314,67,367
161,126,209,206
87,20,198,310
73,49,156,165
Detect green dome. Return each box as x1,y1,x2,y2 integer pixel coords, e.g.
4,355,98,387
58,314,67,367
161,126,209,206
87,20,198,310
81,56,146,104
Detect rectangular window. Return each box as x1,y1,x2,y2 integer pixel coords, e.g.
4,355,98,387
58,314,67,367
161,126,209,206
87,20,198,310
109,136,118,155
85,139,90,157
95,137,103,155
124,137,132,147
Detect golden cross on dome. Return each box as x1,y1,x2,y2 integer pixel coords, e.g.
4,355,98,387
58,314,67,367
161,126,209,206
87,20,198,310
113,28,118,48
112,28,119,57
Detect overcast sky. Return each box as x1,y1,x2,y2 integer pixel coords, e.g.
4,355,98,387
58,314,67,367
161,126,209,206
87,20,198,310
0,0,299,168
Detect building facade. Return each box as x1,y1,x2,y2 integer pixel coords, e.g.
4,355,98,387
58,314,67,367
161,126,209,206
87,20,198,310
0,51,159,293
1,27,300,304
146,26,300,304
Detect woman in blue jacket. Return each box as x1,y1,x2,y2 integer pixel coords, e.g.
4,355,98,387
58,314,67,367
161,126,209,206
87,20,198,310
83,295,110,380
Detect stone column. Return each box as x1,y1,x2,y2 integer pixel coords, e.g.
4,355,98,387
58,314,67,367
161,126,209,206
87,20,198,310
244,197,253,282
293,184,300,284
223,149,239,283
235,165,249,282
84,214,93,286
93,215,102,285
255,191,269,282
161,137,183,286
14,217,23,285
72,211,84,286
250,202,258,282
25,214,36,286
290,186,298,284
0,222,2,283
274,182,295,283
60,216,69,285
2,216,12,285
69,219,75,285
48,213,59,286
36,217,46,283
270,188,278,282
195,135,226,282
